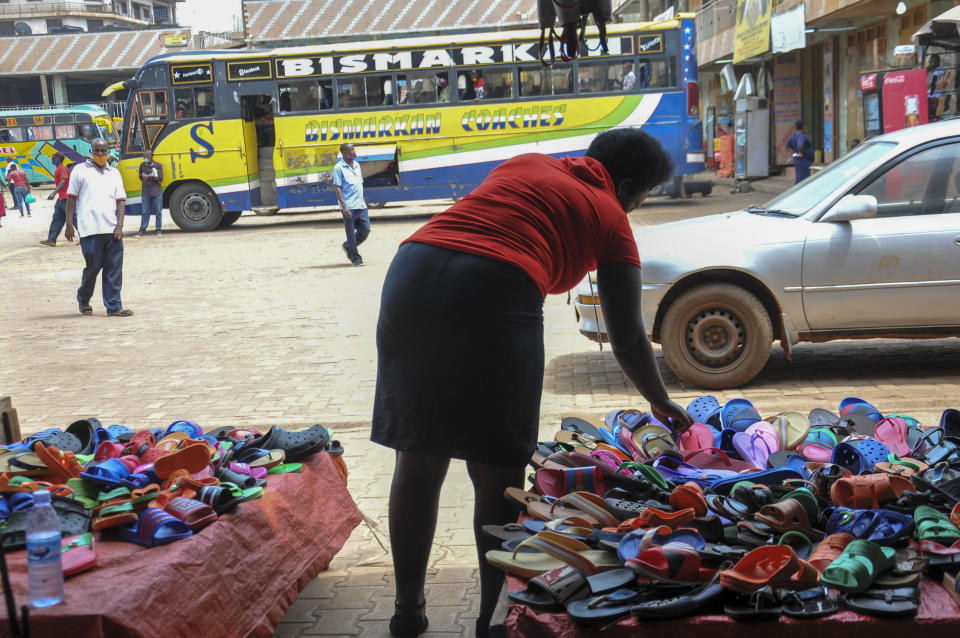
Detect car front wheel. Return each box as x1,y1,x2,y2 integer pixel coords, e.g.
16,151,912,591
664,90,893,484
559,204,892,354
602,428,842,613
660,283,772,389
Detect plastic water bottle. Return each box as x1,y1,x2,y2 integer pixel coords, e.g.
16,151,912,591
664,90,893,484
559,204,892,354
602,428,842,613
25,490,64,608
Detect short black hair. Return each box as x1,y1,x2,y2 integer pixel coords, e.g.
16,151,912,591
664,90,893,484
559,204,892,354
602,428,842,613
585,128,673,194
795,120,804,130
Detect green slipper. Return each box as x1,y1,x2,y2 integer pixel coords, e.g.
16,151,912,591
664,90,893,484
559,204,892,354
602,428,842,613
821,539,896,593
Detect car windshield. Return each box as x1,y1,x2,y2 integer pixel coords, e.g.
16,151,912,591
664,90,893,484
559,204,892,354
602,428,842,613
757,141,895,216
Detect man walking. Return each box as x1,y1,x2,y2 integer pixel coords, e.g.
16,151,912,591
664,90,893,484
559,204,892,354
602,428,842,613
65,138,133,317
136,149,163,236
40,153,74,246
7,162,31,217
786,120,814,183
332,143,369,266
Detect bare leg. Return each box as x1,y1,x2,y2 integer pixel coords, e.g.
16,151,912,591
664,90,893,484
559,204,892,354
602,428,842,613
465,460,525,636
388,449,450,637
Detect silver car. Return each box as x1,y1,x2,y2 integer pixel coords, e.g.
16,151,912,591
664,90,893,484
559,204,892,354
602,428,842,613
574,119,960,389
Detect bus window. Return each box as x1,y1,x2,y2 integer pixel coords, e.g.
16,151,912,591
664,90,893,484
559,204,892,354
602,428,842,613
0,127,24,142
175,88,195,118
478,68,513,100
174,87,213,119
140,90,167,119
196,88,214,117
126,110,144,153
78,122,98,140
366,75,394,106
319,81,333,110
279,81,320,112
397,71,436,105
27,125,55,141
519,64,573,97
337,78,365,108
577,59,627,93
54,124,75,139
637,59,677,89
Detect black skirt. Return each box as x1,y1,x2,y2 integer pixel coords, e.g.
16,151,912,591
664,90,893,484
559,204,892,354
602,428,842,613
371,242,545,467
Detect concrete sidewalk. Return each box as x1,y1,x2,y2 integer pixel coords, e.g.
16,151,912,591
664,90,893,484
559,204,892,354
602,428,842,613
2,177,959,637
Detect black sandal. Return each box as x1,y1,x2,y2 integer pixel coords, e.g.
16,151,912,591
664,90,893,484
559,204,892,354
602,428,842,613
389,600,428,638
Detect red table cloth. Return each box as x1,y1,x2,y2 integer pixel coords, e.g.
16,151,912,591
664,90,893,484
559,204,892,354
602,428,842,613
0,451,362,638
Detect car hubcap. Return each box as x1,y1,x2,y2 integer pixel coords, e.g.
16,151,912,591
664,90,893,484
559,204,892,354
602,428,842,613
182,193,211,222
684,308,745,370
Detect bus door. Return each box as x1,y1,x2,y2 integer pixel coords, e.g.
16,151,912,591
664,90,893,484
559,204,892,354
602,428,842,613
239,94,276,209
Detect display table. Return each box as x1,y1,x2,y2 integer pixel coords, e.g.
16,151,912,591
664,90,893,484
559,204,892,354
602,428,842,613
0,452,362,638
503,574,960,637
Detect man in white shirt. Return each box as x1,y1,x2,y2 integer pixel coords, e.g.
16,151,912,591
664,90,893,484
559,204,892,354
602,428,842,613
622,62,636,91
65,138,133,316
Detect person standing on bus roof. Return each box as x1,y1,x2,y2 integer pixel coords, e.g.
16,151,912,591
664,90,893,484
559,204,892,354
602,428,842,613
372,128,694,638
786,120,814,183
332,143,369,267
65,138,133,317
136,149,164,237
7,162,31,217
40,153,75,246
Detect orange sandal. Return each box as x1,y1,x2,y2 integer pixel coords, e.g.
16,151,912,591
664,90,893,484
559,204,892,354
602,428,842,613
720,545,821,593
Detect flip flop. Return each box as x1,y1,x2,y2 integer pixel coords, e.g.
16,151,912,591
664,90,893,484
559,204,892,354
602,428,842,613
677,423,716,452
843,586,919,618
781,588,839,618
838,397,883,436
721,398,762,432
118,506,193,546
61,532,97,577
874,417,912,457
165,496,217,531
724,587,782,619
484,530,621,578
560,416,605,443
808,408,841,428
766,412,810,450
732,422,778,469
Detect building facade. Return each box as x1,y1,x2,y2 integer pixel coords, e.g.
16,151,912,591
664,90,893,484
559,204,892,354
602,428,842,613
0,0,196,108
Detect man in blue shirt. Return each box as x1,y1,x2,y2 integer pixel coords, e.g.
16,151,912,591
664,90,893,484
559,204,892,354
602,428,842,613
332,143,369,266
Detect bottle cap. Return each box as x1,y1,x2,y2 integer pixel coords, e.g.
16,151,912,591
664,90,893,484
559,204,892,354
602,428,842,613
32,490,51,506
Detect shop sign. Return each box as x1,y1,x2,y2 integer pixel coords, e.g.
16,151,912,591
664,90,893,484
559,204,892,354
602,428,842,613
771,4,805,54
171,64,213,85
227,60,272,82
860,73,877,92
163,34,189,47
734,0,772,63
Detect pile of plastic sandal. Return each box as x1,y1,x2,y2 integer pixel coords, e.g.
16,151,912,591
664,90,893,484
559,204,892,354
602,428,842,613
0,418,341,574
484,397,960,623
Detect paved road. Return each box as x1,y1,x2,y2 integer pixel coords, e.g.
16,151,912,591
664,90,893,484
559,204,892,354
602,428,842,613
2,178,958,637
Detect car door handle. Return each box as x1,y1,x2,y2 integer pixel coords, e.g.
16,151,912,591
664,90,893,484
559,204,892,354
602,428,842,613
955,234,960,245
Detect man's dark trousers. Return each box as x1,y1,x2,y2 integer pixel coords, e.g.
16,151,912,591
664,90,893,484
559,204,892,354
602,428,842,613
78,234,124,312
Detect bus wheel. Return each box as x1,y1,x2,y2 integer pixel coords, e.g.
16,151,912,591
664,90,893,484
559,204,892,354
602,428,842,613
218,211,242,228
170,183,222,232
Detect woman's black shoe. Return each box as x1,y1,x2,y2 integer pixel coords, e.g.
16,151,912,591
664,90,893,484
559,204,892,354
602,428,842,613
389,600,428,638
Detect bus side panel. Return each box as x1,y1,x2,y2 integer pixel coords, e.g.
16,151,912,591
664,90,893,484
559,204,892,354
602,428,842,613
120,119,255,214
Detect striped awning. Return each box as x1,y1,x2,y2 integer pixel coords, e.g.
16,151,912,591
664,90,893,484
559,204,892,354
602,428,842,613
0,29,192,76
244,0,539,42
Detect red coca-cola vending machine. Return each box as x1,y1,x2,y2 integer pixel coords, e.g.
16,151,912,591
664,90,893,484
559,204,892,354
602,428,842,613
859,69,929,138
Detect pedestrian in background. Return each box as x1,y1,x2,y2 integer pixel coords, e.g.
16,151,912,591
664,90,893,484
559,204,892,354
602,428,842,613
65,138,133,317
372,128,694,638
332,142,370,266
7,162,31,217
40,153,74,246
137,149,164,237
786,120,814,183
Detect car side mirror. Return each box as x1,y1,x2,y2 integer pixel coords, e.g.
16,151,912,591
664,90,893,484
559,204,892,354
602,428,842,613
820,194,878,222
